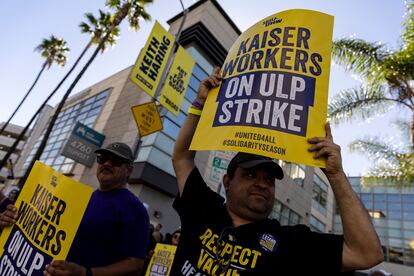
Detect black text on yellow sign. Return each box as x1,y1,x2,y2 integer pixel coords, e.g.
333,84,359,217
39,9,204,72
131,102,163,137
190,9,334,168
131,21,175,97
0,161,93,276
159,46,195,116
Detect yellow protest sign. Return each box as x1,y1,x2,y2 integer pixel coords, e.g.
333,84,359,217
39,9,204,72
159,46,195,115
145,243,177,276
0,161,93,275
132,102,163,137
190,9,334,168
131,21,175,97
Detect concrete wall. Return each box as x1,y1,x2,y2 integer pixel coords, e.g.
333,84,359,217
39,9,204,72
168,0,239,52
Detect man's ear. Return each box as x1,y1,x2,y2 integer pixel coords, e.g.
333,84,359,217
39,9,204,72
126,163,133,176
223,174,231,192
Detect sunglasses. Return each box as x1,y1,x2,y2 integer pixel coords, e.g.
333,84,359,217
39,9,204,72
96,154,129,167
173,234,180,239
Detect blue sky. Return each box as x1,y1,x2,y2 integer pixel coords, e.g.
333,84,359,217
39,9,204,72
0,0,406,176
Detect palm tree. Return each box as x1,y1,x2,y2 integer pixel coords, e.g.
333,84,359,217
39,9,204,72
348,121,414,187
0,10,119,172
17,0,153,187
329,2,414,148
0,35,69,136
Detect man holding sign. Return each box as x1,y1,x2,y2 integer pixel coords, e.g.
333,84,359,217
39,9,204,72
0,143,149,275
170,68,383,275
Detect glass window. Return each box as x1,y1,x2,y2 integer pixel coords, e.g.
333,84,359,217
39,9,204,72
84,96,96,106
147,147,175,176
136,146,151,162
289,212,300,225
186,46,214,74
404,203,414,212
388,203,401,211
310,215,326,233
280,161,305,187
162,118,180,140
374,202,386,211
165,110,186,126
364,201,373,209
92,98,107,108
96,90,109,100
403,212,414,221
31,90,109,174
77,113,87,121
388,194,401,202
312,174,328,214
192,64,209,81
48,149,59,158
402,194,414,203
61,164,73,174
374,194,386,202
181,98,191,113
360,193,372,202
403,230,414,239
403,221,414,230
188,75,201,91
140,133,157,146
153,132,175,155
84,115,98,126
389,228,402,238
389,212,402,220
87,108,101,117
79,104,92,114
184,86,197,102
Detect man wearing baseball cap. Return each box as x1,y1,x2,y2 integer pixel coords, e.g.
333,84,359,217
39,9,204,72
1,142,150,276
170,68,383,275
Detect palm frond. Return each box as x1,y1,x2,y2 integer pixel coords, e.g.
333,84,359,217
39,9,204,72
328,85,396,124
402,2,414,50
362,155,414,187
332,38,388,83
34,35,70,69
349,137,401,164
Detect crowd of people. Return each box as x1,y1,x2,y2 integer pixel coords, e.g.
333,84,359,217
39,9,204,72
0,70,384,275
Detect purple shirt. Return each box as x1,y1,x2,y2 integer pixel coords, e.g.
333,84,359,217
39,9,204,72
67,188,149,267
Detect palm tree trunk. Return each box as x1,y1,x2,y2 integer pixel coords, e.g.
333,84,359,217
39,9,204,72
0,42,92,172
0,63,47,136
17,33,114,188
411,112,414,150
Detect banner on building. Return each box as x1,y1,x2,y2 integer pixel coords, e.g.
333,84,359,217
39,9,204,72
145,243,177,276
131,21,175,97
159,46,195,115
190,9,334,168
61,122,105,167
0,161,93,276
131,102,163,137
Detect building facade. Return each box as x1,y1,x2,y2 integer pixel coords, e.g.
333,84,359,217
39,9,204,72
14,0,335,235
333,177,414,267
0,121,33,186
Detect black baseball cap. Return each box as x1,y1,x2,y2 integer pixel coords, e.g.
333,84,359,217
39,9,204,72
95,142,134,162
227,152,284,179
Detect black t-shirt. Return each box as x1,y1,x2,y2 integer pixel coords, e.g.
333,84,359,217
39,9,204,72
171,167,344,275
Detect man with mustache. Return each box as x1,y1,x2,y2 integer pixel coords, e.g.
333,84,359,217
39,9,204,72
0,142,149,276
170,68,383,275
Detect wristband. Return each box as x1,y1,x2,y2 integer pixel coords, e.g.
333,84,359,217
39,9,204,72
188,107,202,116
85,267,93,276
191,100,204,110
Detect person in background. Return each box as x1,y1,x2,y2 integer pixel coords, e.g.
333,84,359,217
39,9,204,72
171,229,181,246
0,142,150,276
153,223,163,243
